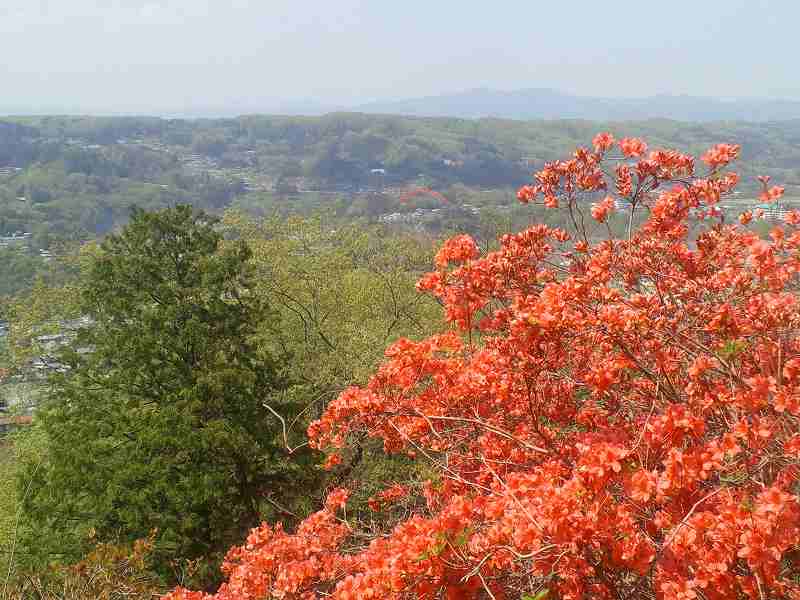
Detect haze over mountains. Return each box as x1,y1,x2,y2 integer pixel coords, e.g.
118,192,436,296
355,88,800,122
6,89,800,123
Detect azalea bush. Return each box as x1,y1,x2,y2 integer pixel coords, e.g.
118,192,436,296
166,135,800,600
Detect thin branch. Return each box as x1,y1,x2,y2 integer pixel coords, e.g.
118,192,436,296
262,402,308,454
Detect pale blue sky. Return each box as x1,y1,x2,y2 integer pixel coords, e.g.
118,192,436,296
0,0,795,114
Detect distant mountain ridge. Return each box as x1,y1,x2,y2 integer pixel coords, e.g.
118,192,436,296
6,89,800,122
356,88,800,122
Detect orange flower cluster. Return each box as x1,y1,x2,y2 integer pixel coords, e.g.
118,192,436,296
166,490,353,600
619,137,648,158
367,484,409,512
434,234,480,269
702,143,740,170
590,195,615,223
517,135,696,221
758,175,786,203
399,187,449,205
166,137,800,600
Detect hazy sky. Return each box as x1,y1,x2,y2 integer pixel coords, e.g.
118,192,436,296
0,0,796,115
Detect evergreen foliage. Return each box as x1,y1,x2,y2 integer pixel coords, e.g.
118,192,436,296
16,206,317,587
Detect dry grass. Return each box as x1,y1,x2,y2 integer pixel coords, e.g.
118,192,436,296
1,536,165,600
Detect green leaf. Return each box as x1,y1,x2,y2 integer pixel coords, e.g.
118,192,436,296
719,339,748,360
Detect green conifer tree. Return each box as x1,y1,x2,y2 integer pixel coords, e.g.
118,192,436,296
18,206,316,587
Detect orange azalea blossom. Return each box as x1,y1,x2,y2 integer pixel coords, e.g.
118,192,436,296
758,173,786,203
590,195,615,223
615,163,633,197
368,484,409,512
701,143,741,170
785,210,800,226
619,137,648,157
434,234,480,269
166,137,800,600
592,131,615,153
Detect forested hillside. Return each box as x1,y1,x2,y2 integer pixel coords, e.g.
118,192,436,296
2,125,800,599
3,113,800,301
0,133,800,600
3,114,800,242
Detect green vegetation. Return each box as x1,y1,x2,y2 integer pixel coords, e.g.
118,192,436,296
225,211,442,395
3,113,800,595
1,532,165,600
0,206,444,591
13,207,316,587
0,249,44,298
2,114,800,262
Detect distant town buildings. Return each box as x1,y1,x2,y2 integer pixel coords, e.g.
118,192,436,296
379,208,438,227
1,317,93,383
442,159,464,168
0,231,32,249
752,203,789,220
1,316,94,428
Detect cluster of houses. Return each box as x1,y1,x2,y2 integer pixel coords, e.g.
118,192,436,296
0,317,93,432
379,203,482,229
749,203,791,220
613,198,795,222
180,153,219,176
0,231,32,249
1,317,92,382
379,208,444,225
64,138,102,150
0,232,53,261
0,414,33,434
120,138,169,152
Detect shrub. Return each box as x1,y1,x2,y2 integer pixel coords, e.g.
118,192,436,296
167,136,800,599
2,535,164,600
